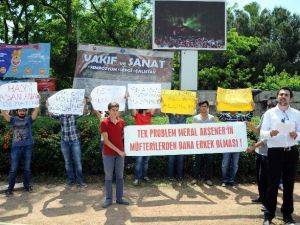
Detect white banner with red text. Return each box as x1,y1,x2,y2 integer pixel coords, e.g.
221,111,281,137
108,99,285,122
124,122,248,156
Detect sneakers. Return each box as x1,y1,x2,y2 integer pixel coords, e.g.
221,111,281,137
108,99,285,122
133,179,139,186
229,182,238,188
221,182,227,187
24,186,33,192
283,214,296,225
143,176,150,182
64,182,74,189
167,177,175,182
263,218,271,225
191,179,197,185
102,200,112,208
279,183,284,190
116,198,129,205
78,183,88,188
5,189,13,197
205,179,213,186
251,197,262,204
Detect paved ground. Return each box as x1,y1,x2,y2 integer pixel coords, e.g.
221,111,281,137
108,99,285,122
0,181,300,225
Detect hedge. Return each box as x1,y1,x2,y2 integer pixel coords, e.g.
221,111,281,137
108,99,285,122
0,115,258,182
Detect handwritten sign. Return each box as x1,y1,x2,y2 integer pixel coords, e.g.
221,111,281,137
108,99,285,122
91,85,126,111
0,82,39,110
124,122,248,156
48,89,85,115
127,83,161,109
161,90,196,115
216,87,253,111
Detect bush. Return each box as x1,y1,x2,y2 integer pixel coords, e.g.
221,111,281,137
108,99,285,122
0,115,258,182
255,64,300,91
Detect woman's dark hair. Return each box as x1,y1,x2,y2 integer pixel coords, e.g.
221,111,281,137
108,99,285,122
138,109,146,114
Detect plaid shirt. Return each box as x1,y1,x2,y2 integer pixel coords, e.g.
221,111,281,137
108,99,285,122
217,112,253,122
59,115,80,142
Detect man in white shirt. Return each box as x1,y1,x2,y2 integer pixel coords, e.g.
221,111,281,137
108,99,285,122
260,87,300,225
192,100,216,186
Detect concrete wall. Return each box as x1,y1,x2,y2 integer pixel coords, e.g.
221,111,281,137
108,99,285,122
197,90,300,116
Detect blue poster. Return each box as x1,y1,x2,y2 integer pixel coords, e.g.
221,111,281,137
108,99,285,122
0,43,50,78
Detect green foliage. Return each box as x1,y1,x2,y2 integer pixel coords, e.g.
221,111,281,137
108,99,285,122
198,29,260,89
255,64,300,91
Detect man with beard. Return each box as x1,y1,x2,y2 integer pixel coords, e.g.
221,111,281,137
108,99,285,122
260,87,300,225
1,106,40,196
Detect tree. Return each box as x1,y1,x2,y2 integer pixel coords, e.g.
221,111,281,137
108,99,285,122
198,29,260,89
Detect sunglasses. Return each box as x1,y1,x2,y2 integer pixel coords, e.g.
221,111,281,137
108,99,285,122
281,111,289,123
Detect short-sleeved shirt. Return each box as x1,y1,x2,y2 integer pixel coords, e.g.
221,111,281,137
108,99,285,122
100,117,125,156
10,116,33,147
217,112,253,122
167,114,188,124
193,114,215,124
134,112,152,125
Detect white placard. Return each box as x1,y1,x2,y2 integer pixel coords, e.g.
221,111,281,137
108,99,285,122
125,122,248,156
91,85,126,111
48,89,85,115
0,82,39,110
127,83,161,109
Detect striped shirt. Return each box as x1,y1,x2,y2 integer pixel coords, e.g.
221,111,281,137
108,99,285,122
217,112,253,122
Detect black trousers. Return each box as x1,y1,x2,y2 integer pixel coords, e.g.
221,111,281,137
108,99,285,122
256,153,268,205
265,146,299,219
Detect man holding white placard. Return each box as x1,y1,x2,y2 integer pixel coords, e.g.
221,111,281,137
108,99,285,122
1,105,40,196
46,90,88,190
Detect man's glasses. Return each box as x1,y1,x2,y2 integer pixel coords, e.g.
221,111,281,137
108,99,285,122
281,111,289,123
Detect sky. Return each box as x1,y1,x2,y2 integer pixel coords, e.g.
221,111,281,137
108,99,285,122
227,0,300,16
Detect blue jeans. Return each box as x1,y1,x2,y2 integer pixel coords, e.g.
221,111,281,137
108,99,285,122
61,140,84,185
102,154,124,201
134,156,150,179
8,145,32,190
168,155,184,179
222,152,240,184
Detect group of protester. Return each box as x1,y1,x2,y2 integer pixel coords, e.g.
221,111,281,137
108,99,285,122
1,87,299,225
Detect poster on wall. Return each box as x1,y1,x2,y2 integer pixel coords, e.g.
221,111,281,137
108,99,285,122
0,43,50,78
153,0,226,50
73,44,174,95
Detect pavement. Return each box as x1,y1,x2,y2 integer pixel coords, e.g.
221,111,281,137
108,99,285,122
1,181,300,225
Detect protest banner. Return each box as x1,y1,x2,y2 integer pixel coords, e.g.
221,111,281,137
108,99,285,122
161,90,196,115
0,82,39,110
216,87,254,112
73,44,173,95
47,89,85,115
0,43,50,78
127,83,161,109
91,85,126,111
124,122,248,156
